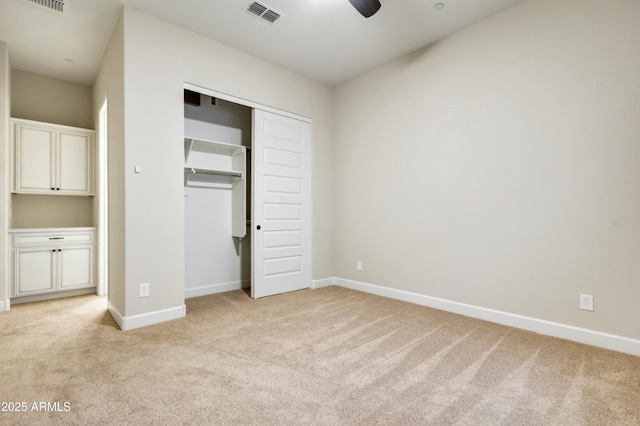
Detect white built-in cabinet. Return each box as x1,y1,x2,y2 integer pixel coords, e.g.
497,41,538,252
11,118,94,196
184,138,247,238
9,228,96,299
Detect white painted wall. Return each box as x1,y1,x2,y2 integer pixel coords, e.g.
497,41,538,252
93,12,125,316
184,97,251,296
184,186,251,294
97,7,333,322
0,41,10,311
333,0,640,340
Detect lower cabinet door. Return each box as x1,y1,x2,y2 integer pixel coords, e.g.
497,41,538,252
59,246,93,290
15,248,56,296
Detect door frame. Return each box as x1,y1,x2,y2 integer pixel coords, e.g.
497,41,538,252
97,99,109,297
182,82,313,295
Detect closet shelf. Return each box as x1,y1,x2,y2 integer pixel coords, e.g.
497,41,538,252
184,137,246,164
183,135,247,238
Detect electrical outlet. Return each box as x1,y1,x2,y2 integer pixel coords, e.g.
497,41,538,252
356,261,363,272
140,283,150,298
580,294,593,311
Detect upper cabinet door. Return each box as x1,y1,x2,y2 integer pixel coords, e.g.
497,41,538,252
14,124,55,193
58,130,93,194
12,119,95,196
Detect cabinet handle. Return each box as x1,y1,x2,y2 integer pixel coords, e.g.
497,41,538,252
56,188,60,190
256,225,261,230
51,187,55,190
49,237,64,240
58,249,62,252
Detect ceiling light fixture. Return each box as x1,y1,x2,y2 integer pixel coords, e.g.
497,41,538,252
433,3,445,11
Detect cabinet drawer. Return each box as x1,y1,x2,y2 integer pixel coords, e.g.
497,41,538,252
14,232,94,247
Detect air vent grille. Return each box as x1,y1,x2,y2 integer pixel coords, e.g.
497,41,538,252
261,9,281,23
26,0,67,14
245,1,282,24
247,2,267,16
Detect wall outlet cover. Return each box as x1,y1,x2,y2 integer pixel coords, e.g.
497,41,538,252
580,294,594,311
140,283,150,298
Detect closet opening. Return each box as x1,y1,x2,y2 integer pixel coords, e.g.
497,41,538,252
183,90,252,299
183,83,312,300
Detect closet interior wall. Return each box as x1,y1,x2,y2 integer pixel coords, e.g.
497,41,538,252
184,94,252,298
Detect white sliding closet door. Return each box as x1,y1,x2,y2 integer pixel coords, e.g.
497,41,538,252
252,110,311,299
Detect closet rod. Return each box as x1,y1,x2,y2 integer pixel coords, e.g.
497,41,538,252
184,167,243,179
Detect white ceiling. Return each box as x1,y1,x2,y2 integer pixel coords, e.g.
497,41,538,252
0,0,527,87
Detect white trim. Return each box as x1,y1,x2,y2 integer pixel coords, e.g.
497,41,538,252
311,277,335,289
183,83,312,123
108,302,186,331
10,288,96,305
333,277,640,357
107,302,124,329
0,299,7,312
185,281,249,299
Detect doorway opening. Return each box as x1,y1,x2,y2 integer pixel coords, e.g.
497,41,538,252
98,99,109,296
183,92,252,298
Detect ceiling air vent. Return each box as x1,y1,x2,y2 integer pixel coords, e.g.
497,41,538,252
25,0,67,14
245,1,282,24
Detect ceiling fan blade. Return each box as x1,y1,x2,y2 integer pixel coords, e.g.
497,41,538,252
348,0,382,18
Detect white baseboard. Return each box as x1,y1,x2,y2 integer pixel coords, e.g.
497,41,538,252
10,288,96,305
184,281,249,299
0,299,7,312
311,277,335,289
108,302,186,331
332,277,640,357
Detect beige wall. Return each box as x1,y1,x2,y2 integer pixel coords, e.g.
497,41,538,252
0,42,10,310
11,195,93,228
93,13,125,315
333,0,640,339
99,7,334,318
9,70,94,228
11,69,93,129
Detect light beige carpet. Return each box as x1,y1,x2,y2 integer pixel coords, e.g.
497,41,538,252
1,286,639,425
